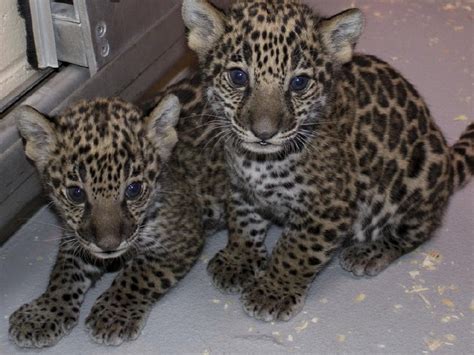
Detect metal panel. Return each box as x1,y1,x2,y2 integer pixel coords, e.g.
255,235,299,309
81,0,176,73
63,1,185,102
29,0,59,68
53,19,88,67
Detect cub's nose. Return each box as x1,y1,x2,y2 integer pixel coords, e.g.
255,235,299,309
251,119,279,141
95,236,122,252
251,129,277,142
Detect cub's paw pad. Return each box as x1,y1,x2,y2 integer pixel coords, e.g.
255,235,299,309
85,298,147,346
339,243,399,277
9,300,77,348
240,280,305,322
207,248,267,294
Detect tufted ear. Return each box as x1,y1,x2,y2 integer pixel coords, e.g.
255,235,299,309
146,94,181,161
319,8,364,64
182,0,225,61
16,105,57,173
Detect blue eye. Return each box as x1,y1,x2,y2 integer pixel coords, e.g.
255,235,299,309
125,182,142,200
290,76,310,92
228,69,249,87
67,186,86,204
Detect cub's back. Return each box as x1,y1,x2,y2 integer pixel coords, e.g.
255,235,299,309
342,54,452,195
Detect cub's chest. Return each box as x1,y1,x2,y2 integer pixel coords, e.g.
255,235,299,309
229,153,302,206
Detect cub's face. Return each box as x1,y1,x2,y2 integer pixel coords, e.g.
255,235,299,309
183,0,363,155
17,96,180,259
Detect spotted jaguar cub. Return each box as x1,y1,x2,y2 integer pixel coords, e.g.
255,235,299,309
10,94,227,347
182,0,474,321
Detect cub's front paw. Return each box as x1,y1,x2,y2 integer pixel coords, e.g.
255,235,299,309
9,297,78,348
85,294,149,346
207,247,267,294
241,278,306,322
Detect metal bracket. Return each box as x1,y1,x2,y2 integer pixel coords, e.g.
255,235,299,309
28,0,59,68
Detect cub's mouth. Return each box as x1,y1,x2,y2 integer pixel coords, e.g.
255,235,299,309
92,248,129,259
241,141,284,154
85,241,130,259
74,232,136,260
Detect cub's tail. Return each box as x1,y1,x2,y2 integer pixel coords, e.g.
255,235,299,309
451,122,474,190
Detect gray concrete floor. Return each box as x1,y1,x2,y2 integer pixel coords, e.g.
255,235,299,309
1,0,473,354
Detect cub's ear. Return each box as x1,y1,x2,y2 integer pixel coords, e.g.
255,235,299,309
319,8,364,64
16,105,56,172
146,94,181,161
182,0,225,61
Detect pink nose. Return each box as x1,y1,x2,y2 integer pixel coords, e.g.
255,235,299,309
251,118,279,141
251,128,277,141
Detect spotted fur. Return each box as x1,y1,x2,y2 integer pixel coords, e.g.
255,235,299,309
182,0,474,321
10,95,228,347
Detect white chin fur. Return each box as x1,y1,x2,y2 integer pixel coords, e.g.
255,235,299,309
85,241,129,259
241,142,283,154
91,248,128,259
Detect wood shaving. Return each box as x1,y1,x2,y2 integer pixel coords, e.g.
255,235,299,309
440,315,460,323
418,293,432,308
444,334,456,342
436,284,459,296
453,114,468,121
442,298,455,309
354,293,366,302
443,3,472,11
405,285,430,293
270,331,284,344
442,3,456,11
409,270,420,279
428,37,439,47
421,251,443,271
211,299,221,304
336,334,346,343
425,338,443,351
294,320,309,333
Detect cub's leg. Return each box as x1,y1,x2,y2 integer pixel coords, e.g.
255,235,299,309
207,190,270,294
340,191,447,276
241,212,349,321
9,242,103,348
85,227,204,345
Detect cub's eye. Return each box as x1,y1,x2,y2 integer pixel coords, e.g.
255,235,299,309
66,186,86,204
228,69,249,87
290,76,310,92
125,182,142,200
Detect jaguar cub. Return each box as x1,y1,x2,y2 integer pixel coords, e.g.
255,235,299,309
10,94,227,347
182,0,474,321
